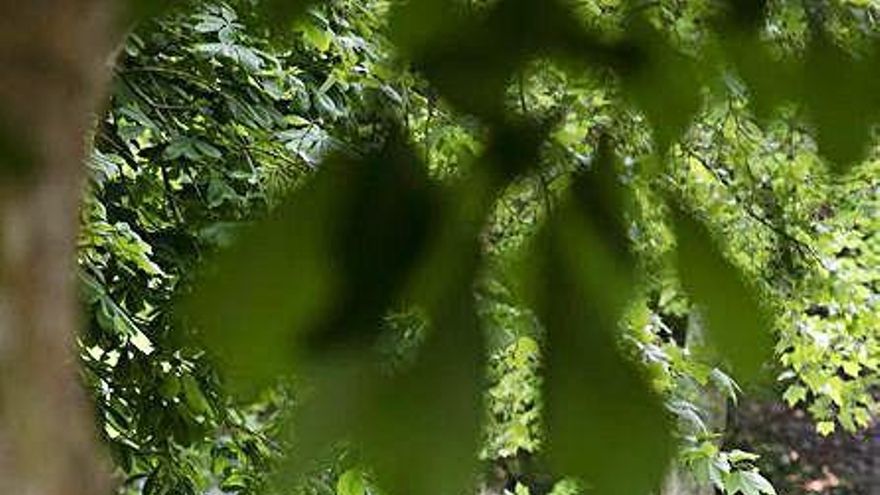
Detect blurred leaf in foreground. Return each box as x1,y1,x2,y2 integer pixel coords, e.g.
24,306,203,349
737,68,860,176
185,132,437,393
802,35,876,173
617,21,702,154
672,207,773,382
283,176,492,495
524,142,672,495
253,0,321,33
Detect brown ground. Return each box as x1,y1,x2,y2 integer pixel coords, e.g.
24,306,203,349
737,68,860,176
726,398,879,495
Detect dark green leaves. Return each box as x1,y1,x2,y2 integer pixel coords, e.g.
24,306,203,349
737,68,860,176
189,132,488,495
802,36,877,172
524,144,673,495
278,176,492,495
617,22,701,153
355,179,492,495
357,292,483,495
187,134,437,391
724,36,797,122
286,301,483,495
125,0,318,32
723,21,880,172
721,0,768,31
391,0,701,153
256,0,319,29
672,208,773,382
124,0,171,20
183,174,333,390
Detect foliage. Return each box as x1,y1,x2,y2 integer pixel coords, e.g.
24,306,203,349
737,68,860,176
79,1,391,491
82,0,880,494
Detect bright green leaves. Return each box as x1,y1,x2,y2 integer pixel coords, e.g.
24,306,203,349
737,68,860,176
816,421,836,436
300,21,333,52
782,384,808,407
523,144,673,495
672,208,773,382
336,469,367,495
88,2,880,494
685,443,776,495
483,335,542,459
726,470,777,495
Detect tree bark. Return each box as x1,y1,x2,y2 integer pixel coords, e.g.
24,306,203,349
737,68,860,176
0,1,118,494
661,315,727,495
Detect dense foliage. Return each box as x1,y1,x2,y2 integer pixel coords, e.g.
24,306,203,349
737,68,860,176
82,1,880,494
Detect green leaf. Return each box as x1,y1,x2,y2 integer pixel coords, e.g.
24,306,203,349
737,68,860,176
782,384,807,407
391,0,601,123
359,300,483,495
187,134,436,393
159,376,181,400
672,208,773,382
194,140,222,159
164,137,200,160
182,375,212,417
525,144,672,495
816,421,835,436
619,21,701,152
254,0,318,34
354,177,491,495
302,23,332,52
336,469,366,495
724,35,796,121
710,368,741,404
802,36,876,172
282,177,491,495
727,449,760,464
727,471,758,495
129,329,155,355
741,470,777,495
842,360,861,378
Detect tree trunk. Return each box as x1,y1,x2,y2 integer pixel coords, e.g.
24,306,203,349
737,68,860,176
0,2,118,494
661,314,727,495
